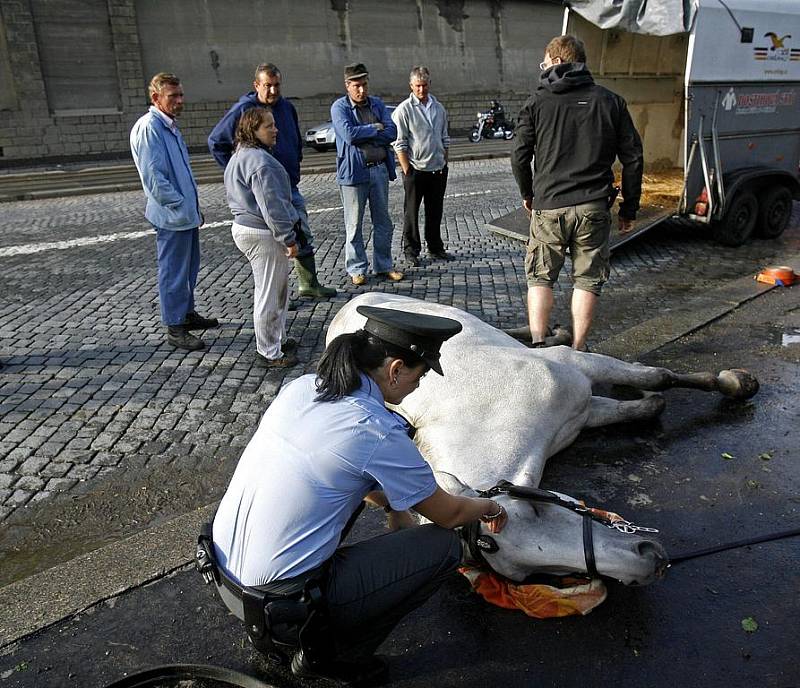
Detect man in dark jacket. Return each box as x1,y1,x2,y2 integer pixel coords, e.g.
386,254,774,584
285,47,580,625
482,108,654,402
208,63,336,299
511,35,643,352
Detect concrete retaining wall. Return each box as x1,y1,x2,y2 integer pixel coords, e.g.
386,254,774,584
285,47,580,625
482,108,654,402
0,0,562,163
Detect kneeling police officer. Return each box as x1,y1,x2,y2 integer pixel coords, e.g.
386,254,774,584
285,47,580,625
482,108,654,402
200,305,508,685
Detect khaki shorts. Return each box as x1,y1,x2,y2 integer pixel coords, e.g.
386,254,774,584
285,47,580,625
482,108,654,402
524,200,611,295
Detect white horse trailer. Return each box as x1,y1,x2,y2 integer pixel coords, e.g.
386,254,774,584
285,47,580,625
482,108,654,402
489,0,800,248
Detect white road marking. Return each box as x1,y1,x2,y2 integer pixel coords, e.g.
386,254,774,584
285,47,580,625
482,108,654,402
0,191,494,257
0,221,230,257
0,229,155,257
445,189,495,199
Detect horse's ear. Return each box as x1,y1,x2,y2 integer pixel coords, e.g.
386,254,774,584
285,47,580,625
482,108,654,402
476,534,499,553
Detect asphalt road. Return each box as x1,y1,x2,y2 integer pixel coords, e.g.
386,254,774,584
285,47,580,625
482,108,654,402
0,159,798,687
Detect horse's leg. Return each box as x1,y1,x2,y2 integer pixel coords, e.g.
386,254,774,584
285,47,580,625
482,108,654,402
585,392,666,428
539,349,759,400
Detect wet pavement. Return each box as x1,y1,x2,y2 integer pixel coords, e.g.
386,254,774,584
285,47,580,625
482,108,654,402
0,160,799,687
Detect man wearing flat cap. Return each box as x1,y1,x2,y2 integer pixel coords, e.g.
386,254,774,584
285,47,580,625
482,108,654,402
331,63,404,286
212,305,507,684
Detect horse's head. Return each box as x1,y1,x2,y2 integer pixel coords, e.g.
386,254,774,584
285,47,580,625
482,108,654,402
474,492,668,586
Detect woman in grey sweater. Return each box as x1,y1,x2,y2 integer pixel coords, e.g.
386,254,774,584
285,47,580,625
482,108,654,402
224,107,299,367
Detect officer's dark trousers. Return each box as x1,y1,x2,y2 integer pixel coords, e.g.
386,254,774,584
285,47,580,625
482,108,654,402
402,167,448,257
320,524,461,660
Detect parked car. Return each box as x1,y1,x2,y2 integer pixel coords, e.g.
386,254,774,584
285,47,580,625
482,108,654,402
305,106,396,151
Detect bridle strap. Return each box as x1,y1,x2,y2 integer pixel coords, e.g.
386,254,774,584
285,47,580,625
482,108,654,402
460,519,488,568
472,482,606,579
582,513,598,578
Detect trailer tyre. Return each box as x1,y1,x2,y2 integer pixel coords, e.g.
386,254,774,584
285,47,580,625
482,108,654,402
756,185,792,239
712,190,758,247
469,128,481,143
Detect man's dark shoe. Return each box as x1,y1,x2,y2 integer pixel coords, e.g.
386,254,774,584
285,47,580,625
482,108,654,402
183,311,219,330
291,649,388,686
405,253,420,267
282,338,298,355
166,326,204,351
429,250,453,261
255,352,299,368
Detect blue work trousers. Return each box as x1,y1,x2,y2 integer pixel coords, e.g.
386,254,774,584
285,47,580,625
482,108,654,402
155,227,200,326
339,165,394,276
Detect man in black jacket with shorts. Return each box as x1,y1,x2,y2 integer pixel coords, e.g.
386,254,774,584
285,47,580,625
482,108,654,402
511,34,643,352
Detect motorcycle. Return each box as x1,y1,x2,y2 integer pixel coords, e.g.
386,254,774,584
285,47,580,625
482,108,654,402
469,110,514,142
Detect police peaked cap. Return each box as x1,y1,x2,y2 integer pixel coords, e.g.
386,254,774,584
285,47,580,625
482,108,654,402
357,305,462,376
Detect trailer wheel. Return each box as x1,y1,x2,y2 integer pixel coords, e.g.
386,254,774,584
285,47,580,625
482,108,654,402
756,185,792,239
712,190,758,247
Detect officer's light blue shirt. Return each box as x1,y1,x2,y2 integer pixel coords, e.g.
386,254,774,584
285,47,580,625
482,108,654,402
213,373,438,587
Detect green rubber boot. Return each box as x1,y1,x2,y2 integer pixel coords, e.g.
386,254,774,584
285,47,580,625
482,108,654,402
295,255,337,298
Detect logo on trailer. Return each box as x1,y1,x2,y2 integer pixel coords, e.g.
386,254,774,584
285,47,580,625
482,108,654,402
753,32,799,63
722,87,796,116
722,88,737,111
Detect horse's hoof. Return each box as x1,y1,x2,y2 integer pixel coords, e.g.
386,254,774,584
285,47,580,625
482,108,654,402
717,369,759,399
545,327,573,347
641,391,666,417
504,325,532,341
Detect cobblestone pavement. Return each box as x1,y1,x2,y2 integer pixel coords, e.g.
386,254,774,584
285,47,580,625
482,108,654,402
0,158,798,556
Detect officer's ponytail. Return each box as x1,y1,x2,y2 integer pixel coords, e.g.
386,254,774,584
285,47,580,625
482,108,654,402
315,330,422,402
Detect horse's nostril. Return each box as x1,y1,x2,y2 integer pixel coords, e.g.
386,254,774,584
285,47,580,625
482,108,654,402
637,540,667,562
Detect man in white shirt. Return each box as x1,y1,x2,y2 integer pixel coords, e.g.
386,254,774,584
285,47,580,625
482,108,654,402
392,66,451,267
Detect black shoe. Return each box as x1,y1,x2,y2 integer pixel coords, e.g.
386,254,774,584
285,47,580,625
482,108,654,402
291,650,388,686
166,326,204,351
288,300,298,312
282,338,298,355
182,311,219,330
255,352,298,368
429,250,453,261
405,253,420,267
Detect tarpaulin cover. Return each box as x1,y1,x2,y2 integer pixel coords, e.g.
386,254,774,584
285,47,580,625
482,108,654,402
459,567,608,618
569,0,697,36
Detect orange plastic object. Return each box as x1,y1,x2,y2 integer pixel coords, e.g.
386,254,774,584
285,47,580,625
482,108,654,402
755,265,797,286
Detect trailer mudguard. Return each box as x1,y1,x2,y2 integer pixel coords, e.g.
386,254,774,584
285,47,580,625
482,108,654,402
723,167,800,202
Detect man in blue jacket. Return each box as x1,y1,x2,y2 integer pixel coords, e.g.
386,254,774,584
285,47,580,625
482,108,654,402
130,72,219,352
331,63,403,286
208,63,336,299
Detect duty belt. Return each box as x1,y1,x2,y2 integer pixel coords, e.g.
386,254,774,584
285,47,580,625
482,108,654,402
195,523,324,656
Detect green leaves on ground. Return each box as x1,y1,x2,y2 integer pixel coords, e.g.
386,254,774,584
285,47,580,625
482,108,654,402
741,617,758,633
721,452,735,460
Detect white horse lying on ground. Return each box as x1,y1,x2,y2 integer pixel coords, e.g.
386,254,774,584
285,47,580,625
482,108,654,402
327,294,758,587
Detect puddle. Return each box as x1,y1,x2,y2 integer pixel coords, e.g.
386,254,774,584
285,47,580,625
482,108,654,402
782,329,800,347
